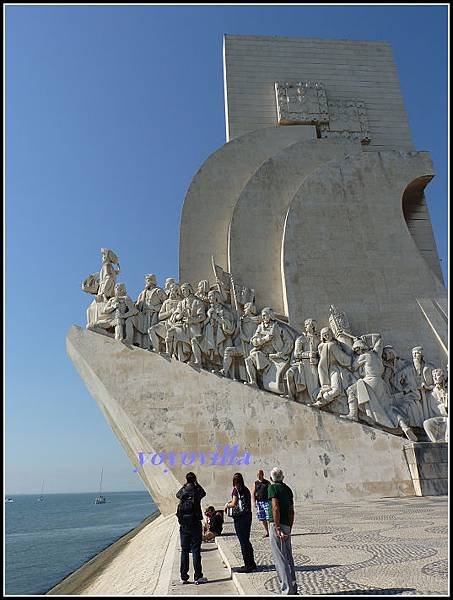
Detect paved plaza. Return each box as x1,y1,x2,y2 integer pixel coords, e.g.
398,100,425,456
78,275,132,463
216,496,448,596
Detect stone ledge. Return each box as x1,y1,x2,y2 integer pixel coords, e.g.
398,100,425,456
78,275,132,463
216,533,254,596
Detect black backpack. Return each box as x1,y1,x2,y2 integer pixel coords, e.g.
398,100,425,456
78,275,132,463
177,490,196,525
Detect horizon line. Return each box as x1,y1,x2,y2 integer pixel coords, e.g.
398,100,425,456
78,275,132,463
5,490,148,496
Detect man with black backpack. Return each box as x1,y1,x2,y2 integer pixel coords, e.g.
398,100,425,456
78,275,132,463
176,472,208,585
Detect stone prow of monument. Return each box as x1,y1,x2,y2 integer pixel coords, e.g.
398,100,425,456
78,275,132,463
69,35,448,518
67,326,418,516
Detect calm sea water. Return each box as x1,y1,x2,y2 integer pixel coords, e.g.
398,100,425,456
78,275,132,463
5,491,158,595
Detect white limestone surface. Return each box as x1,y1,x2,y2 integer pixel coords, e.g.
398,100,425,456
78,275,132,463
47,514,178,596
67,326,416,518
282,150,447,366
228,138,360,313
179,125,316,286
223,35,413,150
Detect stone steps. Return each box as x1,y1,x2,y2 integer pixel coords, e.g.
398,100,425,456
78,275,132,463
403,442,448,496
167,534,237,595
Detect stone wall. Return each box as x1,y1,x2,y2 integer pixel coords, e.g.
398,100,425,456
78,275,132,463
223,35,413,150
68,326,416,516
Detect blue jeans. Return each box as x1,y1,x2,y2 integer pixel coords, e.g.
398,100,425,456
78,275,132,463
233,513,255,568
180,520,203,581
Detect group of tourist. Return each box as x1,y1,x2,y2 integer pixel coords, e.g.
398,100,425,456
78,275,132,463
175,469,297,594
83,249,448,444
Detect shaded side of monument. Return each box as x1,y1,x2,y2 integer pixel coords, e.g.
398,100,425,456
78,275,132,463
67,326,417,516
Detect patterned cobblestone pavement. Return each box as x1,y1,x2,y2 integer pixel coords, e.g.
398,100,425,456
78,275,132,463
217,496,448,595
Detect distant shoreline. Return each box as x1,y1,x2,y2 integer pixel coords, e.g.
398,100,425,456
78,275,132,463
5,490,147,496
46,509,160,595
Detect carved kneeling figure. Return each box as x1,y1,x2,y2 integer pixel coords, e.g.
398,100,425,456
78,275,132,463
341,337,417,441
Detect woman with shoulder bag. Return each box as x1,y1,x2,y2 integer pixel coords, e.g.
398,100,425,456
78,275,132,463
224,472,257,573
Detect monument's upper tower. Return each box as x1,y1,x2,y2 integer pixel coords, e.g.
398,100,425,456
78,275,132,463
223,34,413,150
180,34,446,365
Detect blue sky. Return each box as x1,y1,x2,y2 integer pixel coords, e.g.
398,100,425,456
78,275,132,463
6,5,448,493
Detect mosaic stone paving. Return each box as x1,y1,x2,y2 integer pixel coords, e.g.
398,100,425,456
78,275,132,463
218,496,448,595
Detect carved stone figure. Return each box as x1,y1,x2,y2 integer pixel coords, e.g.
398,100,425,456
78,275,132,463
396,346,435,426
285,319,320,403
134,274,167,349
221,302,261,380
427,368,449,416
342,335,417,441
382,345,411,394
165,277,177,296
91,283,138,344
423,368,448,442
166,283,206,362
314,327,354,407
149,283,182,353
381,345,426,428
245,307,294,394
82,248,121,330
196,280,211,308
98,248,121,301
192,289,236,370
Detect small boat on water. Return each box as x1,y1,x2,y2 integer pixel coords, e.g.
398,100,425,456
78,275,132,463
94,467,106,504
37,480,45,502
5,497,14,503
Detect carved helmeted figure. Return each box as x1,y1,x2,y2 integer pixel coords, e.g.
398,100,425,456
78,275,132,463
314,327,354,407
342,335,417,441
221,302,262,380
149,283,182,353
245,307,294,393
93,283,138,344
423,368,448,442
166,283,206,362
285,319,320,403
135,274,167,349
192,289,236,369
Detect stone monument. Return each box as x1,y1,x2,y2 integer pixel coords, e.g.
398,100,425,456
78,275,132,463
68,35,448,516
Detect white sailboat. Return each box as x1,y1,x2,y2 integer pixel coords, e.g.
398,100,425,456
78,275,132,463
37,480,45,502
94,468,106,504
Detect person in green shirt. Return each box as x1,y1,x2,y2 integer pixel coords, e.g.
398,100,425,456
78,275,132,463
268,467,297,595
